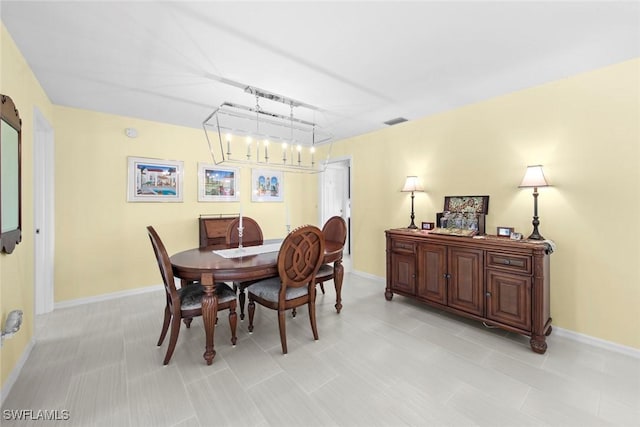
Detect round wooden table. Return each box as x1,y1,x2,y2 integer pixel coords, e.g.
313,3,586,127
170,242,344,364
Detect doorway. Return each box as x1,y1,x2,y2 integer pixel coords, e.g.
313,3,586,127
319,158,351,254
33,108,54,314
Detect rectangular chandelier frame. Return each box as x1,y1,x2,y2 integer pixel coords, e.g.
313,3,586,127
202,88,333,173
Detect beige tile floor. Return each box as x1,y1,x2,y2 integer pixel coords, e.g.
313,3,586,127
2,260,639,426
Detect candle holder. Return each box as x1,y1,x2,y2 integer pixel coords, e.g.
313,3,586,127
286,224,291,234
237,226,245,251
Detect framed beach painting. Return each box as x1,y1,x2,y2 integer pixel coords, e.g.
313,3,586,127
251,169,283,202
198,163,239,202
127,156,183,202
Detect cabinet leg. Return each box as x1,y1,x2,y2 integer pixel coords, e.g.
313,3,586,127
545,325,553,336
385,290,393,301
530,335,547,354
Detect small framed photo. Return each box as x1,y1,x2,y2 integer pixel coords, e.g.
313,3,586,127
421,221,435,230
127,156,183,202
510,232,523,240
198,163,239,202
497,226,514,237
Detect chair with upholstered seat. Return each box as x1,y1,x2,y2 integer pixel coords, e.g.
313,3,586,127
246,225,325,354
147,226,238,365
316,216,347,312
225,216,265,320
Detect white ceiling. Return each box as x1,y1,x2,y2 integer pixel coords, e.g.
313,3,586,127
2,1,638,142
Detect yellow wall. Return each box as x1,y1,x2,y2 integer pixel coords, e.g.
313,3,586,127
0,25,54,390
2,17,639,393
53,106,319,301
332,58,640,349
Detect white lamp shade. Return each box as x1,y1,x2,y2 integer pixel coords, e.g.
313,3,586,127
519,165,549,188
401,176,424,192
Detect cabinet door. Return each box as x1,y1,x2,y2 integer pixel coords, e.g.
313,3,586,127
390,252,416,295
447,247,484,316
417,244,447,304
486,270,531,331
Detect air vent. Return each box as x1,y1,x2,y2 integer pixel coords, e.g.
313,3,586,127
384,117,408,126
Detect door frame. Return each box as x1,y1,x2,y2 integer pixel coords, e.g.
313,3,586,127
318,155,352,254
33,107,55,314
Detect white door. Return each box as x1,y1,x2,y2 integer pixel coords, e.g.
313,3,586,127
34,108,55,314
320,159,351,253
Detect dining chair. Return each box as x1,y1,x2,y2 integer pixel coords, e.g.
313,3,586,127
147,226,237,365
316,216,348,296
225,216,266,320
246,225,325,354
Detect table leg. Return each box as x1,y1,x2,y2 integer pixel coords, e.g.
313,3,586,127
333,259,344,313
201,273,218,365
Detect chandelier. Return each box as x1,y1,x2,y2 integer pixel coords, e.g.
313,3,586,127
203,86,333,173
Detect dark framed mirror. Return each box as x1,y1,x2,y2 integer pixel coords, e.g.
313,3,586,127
1,94,22,254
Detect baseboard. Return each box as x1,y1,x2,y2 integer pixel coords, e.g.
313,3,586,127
350,269,385,283
54,284,164,310
553,326,640,359
1,337,35,406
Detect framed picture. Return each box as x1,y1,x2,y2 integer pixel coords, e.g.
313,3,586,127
497,226,514,237
510,232,523,240
198,163,239,202
444,195,489,214
251,169,283,202
127,156,183,202
421,221,435,230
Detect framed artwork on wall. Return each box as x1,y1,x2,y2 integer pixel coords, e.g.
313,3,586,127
127,156,183,202
251,169,283,202
198,163,239,202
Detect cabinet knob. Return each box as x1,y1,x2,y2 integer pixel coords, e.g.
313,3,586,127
503,259,511,265
485,292,491,297
443,273,451,279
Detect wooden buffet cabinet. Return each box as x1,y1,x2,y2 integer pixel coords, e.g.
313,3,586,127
385,228,552,353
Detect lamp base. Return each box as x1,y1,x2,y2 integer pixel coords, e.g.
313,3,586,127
407,223,418,230
527,231,545,241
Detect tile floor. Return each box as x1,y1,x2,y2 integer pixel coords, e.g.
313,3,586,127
2,261,639,426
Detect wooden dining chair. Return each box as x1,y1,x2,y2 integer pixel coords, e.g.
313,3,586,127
246,225,325,354
316,216,348,296
147,226,238,365
225,216,264,248
225,216,266,320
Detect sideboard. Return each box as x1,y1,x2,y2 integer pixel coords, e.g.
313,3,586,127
385,228,552,353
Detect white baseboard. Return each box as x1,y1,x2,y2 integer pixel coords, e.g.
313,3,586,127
1,338,35,406
351,269,385,283
553,326,640,359
54,284,164,310
355,271,639,359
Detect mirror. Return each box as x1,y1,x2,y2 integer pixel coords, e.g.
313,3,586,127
1,94,22,254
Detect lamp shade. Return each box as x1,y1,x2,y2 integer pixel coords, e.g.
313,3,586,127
401,176,424,192
519,165,549,188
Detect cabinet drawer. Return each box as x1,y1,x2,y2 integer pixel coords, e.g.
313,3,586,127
486,252,531,274
392,239,415,254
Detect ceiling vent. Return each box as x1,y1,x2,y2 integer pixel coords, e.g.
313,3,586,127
384,117,408,126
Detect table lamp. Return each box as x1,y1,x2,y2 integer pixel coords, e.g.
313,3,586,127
401,176,424,229
519,165,549,240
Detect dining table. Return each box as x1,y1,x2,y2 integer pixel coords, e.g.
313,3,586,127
170,240,344,364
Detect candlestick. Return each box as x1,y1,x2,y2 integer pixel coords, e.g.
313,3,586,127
286,205,290,229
